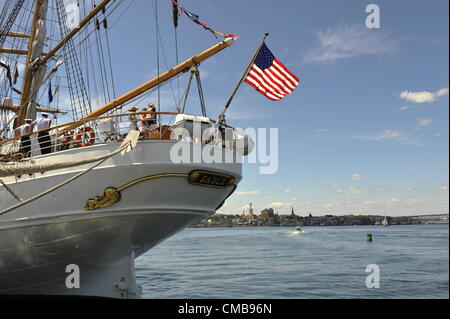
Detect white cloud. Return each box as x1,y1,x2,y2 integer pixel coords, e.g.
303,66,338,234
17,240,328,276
292,197,298,201
354,130,403,142
437,184,449,194
303,24,398,64
235,191,261,195
385,198,401,206
399,106,411,111
284,189,292,193
336,187,385,194
404,187,414,191
322,203,339,208
336,187,364,194
399,87,449,103
350,173,364,181
353,129,429,147
384,130,403,138
417,118,432,127
269,202,285,208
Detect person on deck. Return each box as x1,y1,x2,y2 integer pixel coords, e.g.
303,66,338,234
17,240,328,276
140,108,149,128
128,106,139,131
148,103,157,126
14,119,32,157
31,113,52,155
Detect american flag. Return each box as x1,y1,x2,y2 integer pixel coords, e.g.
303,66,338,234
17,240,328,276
245,42,299,101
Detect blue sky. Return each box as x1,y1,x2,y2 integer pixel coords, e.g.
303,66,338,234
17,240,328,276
80,0,449,216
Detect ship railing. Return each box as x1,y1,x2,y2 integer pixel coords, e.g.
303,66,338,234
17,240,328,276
0,112,235,162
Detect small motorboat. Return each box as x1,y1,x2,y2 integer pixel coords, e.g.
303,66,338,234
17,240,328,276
287,226,304,235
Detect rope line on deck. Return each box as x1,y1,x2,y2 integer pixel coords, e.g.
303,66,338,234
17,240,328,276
0,140,130,177
0,140,132,216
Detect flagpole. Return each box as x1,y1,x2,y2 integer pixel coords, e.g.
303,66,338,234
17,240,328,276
217,33,269,125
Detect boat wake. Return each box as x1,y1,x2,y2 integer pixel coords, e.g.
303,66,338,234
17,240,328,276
286,231,308,235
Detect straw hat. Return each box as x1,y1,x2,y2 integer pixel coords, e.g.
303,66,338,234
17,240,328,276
129,106,138,112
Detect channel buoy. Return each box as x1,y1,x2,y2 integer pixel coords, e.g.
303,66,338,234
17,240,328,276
366,234,373,242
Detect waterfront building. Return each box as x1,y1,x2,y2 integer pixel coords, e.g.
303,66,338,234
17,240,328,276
260,208,275,221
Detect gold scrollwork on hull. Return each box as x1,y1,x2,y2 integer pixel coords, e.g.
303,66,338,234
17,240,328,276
85,187,121,210
84,171,236,211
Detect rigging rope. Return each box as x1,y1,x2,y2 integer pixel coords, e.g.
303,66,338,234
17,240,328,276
173,0,180,104
0,139,132,178
104,24,116,100
171,0,238,39
203,0,227,32
152,0,161,132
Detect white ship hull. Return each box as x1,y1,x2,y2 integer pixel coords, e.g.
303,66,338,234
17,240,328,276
0,140,241,297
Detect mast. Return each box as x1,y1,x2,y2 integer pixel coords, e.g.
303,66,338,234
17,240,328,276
17,0,47,126
60,38,235,132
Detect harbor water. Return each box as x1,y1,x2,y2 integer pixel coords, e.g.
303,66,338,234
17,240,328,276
135,224,449,299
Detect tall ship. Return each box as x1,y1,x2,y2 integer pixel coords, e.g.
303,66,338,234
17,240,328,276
0,0,250,298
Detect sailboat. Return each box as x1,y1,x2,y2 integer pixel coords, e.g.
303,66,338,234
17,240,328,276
382,216,390,227
0,0,251,298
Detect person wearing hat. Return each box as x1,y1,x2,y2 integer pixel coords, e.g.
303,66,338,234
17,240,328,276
14,119,32,157
128,106,139,131
31,113,52,154
148,103,157,126
139,104,157,139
